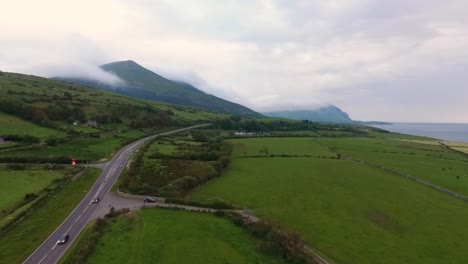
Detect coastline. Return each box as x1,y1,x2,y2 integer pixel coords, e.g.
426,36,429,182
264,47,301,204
371,122,468,143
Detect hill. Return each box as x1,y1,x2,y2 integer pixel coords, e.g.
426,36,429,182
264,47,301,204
0,71,226,163
263,105,353,123
0,71,224,128
57,60,262,117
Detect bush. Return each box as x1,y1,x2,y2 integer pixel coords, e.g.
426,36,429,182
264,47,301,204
46,137,59,146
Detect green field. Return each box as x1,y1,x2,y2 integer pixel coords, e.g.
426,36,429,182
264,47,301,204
443,141,468,154
191,137,468,263
0,112,61,139
318,137,468,196
229,137,335,157
78,209,285,264
0,130,146,163
0,166,69,213
0,168,100,263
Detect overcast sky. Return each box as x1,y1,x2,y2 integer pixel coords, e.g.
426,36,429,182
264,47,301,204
1,0,468,122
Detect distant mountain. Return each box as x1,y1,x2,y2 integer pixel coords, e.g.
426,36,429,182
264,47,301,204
56,60,261,117
264,105,353,123
353,120,392,125
264,105,392,125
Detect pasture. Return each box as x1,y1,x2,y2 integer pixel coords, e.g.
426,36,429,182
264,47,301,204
191,137,468,263
0,168,100,263
319,137,468,195
229,137,335,157
84,209,285,264
443,141,468,154
0,112,61,139
0,165,68,214
0,130,146,163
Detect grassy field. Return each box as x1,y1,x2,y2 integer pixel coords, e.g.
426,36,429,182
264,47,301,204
0,112,61,139
79,209,285,264
191,137,468,263
0,130,146,163
229,137,335,157
443,141,468,154
0,165,69,213
0,168,100,263
319,137,468,196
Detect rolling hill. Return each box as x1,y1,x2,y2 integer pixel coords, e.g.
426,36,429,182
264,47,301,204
0,71,225,128
0,71,228,163
57,60,262,117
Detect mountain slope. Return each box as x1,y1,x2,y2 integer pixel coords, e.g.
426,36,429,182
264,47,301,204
263,105,353,123
58,60,261,117
0,71,226,129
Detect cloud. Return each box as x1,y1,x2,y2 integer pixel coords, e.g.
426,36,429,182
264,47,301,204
50,62,125,86
0,30,123,85
0,0,468,122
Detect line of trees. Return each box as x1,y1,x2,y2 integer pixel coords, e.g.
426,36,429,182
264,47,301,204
213,116,369,133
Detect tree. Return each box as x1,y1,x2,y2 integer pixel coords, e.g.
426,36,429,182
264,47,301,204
46,137,59,146
63,91,73,100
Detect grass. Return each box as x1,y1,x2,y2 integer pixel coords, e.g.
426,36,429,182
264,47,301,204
0,112,61,139
0,131,146,163
229,137,335,157
0,165,68,213
82,209,285,264
190,137,468,263
319,137,468,195
443,141,468,154
0,167,100,263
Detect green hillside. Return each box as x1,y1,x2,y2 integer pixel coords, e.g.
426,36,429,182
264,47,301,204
58,60,261,117
0,71,225,162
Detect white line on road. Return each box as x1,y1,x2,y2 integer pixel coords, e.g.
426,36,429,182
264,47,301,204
37,254,48,264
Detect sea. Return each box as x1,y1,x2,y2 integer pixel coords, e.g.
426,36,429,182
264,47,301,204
371,123,468,142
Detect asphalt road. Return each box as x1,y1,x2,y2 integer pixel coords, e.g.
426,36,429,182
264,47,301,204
23,124,209,264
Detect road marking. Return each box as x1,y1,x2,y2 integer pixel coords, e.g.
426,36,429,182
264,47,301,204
52,244,57,250
95,182,106,195
37,253,48,264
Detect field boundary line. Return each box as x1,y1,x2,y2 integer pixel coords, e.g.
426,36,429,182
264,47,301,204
314,139,468,202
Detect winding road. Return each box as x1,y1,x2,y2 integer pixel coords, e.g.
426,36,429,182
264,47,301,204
23,124,209,264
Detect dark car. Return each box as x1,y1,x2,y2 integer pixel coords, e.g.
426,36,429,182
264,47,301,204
57,234,69,245
144,197,156,203
91,197,100,203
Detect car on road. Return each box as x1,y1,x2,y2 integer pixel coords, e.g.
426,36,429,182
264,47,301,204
144,197,156,203
91,197,100,203
57,234,69,245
